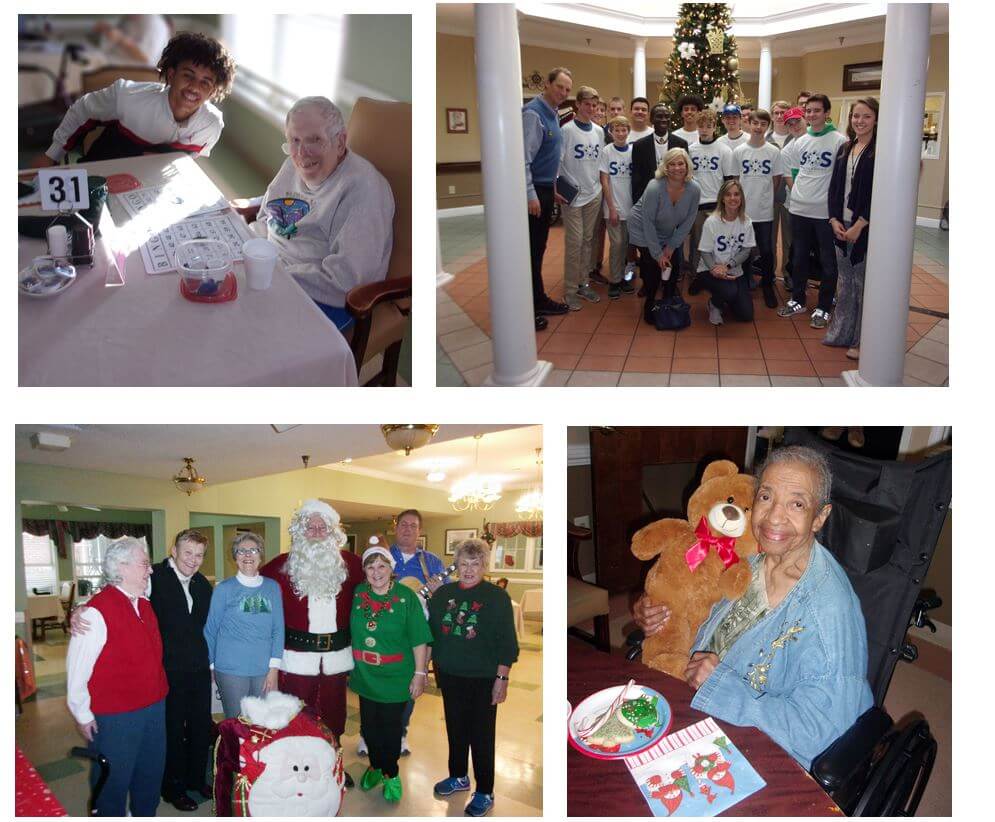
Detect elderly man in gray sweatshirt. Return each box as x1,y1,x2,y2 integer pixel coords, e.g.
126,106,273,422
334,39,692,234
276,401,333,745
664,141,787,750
255,96,394,331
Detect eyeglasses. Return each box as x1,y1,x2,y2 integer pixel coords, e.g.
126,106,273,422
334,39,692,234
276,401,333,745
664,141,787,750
234,548,260,557
281,136,331,156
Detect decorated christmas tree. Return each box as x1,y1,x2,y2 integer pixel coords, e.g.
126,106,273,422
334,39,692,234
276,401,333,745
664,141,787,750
661,3,743,125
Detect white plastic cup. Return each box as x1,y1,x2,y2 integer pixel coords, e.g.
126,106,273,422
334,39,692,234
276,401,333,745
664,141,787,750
661,266,672,282
46,225,69,259
241,238,278,290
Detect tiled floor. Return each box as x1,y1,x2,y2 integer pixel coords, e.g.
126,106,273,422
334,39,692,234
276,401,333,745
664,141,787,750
17,625,542,816
438,214,949,387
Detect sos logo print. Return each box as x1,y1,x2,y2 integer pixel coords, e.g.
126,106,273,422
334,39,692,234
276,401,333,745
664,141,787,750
799,150,833,169
741,159,772,175
607,160,632,176
715,232,747,253
692,155,721,172
573,143,601,160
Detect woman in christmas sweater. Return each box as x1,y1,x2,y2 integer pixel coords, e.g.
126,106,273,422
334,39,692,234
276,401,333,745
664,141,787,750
429,539,520,818
203,532,285,719
349,537,432,803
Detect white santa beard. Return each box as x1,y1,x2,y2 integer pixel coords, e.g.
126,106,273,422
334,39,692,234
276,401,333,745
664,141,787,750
286,538,347,600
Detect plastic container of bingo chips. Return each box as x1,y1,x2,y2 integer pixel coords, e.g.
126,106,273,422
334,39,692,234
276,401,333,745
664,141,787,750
175,239,238,303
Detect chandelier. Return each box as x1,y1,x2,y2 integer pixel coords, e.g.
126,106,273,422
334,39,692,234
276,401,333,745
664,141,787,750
449,435,502,512
515,448,543,519
172,457,207,495
381,424,439,456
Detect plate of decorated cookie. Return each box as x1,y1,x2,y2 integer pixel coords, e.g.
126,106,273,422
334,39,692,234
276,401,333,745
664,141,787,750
568,680,672,760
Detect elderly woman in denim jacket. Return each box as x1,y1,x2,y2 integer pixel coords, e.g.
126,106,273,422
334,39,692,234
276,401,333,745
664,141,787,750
634,445,873,770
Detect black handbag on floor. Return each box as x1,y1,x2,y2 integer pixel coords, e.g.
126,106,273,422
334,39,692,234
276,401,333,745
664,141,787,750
653,295,691,330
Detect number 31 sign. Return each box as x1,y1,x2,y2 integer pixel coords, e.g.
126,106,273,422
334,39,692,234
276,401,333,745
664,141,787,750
38,168,90,212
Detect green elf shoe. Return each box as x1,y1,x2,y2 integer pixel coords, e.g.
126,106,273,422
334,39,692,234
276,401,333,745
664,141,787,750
382,774,403,803
360,767,384,791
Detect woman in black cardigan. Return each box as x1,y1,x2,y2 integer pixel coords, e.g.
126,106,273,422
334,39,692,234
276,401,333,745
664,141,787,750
823,98,878,356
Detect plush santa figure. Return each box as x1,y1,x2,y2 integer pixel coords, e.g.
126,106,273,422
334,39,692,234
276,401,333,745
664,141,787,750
213,691,345,816
261,500,363,757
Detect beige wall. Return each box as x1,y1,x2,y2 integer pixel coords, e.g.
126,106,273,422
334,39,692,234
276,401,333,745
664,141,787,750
438,31,948,219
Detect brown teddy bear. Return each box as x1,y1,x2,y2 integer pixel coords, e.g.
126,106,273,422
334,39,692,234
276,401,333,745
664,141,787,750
631,460,759,678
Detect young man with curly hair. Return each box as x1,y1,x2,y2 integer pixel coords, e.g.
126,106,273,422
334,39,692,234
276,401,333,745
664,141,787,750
36,31,236,165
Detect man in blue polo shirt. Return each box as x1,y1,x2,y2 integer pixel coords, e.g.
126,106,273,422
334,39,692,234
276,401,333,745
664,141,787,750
356,508,448,758
524,66,574,331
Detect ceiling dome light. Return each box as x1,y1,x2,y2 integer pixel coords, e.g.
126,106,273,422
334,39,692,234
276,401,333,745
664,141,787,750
172,457,207,495
381,424,440,456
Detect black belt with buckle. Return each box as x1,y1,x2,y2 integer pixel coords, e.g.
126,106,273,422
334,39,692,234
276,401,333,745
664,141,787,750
285,627,351,653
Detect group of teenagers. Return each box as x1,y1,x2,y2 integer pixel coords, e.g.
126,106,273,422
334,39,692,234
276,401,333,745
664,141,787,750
31,26,393,333
525,67,878,356
65,502,519,817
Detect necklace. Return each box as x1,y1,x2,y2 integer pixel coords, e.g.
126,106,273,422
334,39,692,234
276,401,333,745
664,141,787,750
359,582,398,632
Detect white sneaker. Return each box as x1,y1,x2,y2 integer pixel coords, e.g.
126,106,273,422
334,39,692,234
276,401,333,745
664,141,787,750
400,735,410,756
707,299,724,326
357,736,368,757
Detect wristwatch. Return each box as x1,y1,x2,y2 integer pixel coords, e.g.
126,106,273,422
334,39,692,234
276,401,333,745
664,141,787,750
495,674,509,681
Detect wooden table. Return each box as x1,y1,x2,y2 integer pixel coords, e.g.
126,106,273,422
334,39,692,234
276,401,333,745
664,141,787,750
19,153,358,386
567,638,842,816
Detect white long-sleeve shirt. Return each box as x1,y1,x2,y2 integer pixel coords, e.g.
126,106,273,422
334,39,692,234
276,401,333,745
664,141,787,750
45,79,224,163
65,586,144,725
257,152,394,309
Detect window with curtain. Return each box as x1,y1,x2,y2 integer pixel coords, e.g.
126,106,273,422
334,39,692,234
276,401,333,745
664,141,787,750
73,535,147,593
220,14,346,119
491,535,542,572
22,532,58,594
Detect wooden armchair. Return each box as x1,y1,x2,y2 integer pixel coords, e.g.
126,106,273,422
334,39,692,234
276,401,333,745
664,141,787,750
344,98,411,386
567,523,611,652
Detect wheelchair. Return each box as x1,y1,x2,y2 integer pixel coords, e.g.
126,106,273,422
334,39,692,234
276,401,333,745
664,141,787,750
625,429,950,816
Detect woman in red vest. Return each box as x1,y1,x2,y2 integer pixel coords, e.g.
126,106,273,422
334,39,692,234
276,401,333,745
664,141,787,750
66,537,168,816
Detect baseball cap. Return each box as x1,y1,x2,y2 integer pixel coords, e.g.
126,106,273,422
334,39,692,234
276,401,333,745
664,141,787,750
721,104,741,116
784,107,805,122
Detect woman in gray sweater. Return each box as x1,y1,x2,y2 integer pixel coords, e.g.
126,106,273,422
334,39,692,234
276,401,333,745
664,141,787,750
627,148,700,324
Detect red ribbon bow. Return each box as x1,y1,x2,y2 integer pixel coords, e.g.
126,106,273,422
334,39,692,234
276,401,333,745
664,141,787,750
684,516,741,573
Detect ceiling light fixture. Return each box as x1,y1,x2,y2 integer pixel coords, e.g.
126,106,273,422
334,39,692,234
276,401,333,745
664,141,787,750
426,468,446,482
449,435,502,512
381,424,440,456
515,447,544,520
172,457,207,495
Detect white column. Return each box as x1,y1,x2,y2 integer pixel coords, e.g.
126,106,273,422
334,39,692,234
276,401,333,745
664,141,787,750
436,220,454,287
758,40,772,110
474,4,551,387
633,38,647,99
843,3,931,387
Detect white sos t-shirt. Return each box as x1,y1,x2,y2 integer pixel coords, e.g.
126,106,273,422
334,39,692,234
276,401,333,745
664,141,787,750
697,214,756,274
689,140,735,205
598,142,634,220
733,142,784,223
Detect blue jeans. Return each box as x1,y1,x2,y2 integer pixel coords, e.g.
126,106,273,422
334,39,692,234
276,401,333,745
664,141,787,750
90,699,166,816
313,300,355,332
789,213,838,312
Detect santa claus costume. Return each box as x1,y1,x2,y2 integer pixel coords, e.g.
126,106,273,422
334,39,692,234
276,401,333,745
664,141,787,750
261,500,363,742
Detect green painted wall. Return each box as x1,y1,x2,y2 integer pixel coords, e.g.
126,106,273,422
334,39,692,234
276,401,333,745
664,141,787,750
341,15,412,103
188,512,280,581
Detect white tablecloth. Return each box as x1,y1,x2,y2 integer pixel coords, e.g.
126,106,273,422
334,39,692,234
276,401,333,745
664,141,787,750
18,40,106,106
19,153,358,386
